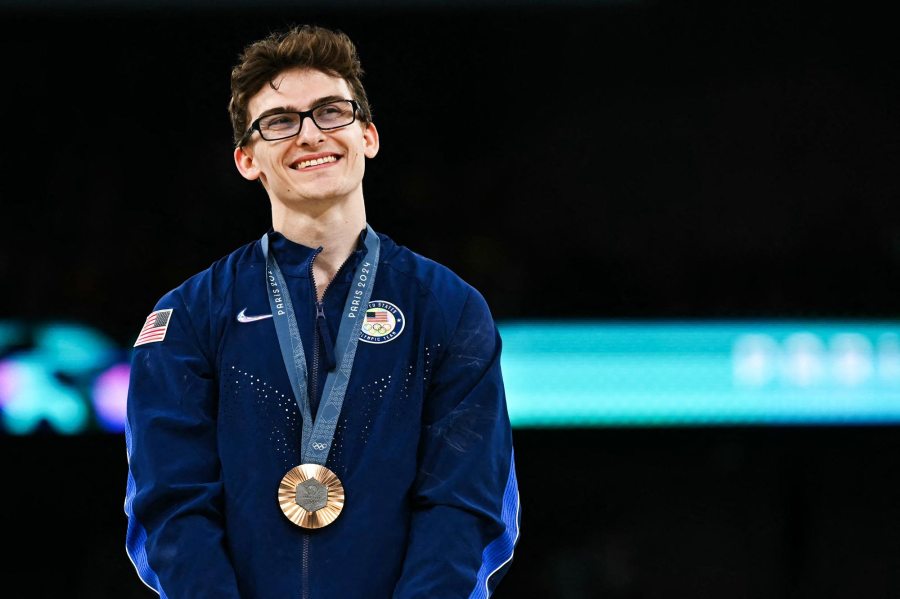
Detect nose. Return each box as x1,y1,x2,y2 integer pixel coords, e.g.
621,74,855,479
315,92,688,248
295,115,325,146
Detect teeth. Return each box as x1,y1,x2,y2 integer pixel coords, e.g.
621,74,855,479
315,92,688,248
297,155,338,169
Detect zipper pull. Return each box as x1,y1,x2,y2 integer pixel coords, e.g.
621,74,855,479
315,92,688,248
316,301,337,371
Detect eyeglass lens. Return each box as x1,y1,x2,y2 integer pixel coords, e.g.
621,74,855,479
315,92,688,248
258,101,355,140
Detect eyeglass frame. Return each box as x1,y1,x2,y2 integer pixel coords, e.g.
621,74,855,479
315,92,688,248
238,99,361,147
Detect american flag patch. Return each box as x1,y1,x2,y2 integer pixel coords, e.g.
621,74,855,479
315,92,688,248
366,310,389,323
134,309,174,347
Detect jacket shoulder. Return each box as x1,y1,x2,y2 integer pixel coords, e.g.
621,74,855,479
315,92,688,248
154,240,258,309
378,234,493,337
144,240,259,355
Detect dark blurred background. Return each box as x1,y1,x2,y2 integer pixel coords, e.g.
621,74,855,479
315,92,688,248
1,1,899,597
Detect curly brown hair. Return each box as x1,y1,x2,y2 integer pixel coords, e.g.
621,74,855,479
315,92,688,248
229,25,372,147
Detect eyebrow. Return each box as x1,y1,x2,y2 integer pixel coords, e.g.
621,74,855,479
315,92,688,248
254,96,349,121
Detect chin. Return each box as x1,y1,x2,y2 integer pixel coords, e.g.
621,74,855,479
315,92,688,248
282,189,349,207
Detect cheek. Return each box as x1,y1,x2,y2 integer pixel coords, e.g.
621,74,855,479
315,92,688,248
350,155,366,178
351,148,366,169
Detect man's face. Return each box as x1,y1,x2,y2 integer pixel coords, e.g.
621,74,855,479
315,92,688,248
234,68,379,208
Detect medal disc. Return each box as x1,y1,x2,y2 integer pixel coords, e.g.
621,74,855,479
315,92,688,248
278,464,345,529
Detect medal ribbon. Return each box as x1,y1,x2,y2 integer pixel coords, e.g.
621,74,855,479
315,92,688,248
260,225,380,465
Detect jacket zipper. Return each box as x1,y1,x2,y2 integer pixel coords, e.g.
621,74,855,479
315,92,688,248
309,246,324,422
309,247,352,416
302,535,310,599
303,247,322,599
311,249,354,393
303,247,353,599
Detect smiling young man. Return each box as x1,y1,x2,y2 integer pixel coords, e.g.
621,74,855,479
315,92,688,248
125,25,519,599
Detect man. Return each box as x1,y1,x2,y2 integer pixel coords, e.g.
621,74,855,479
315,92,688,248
125,25,519,598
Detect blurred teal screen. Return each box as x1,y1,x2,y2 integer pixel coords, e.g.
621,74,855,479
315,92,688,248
3,320,900,433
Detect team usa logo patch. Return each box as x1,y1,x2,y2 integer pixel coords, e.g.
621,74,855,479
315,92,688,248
134,309,174,347
359,301,404,344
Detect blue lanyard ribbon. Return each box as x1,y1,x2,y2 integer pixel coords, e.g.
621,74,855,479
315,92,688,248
260,225,380,465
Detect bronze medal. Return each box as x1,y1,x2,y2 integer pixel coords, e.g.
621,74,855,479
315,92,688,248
278,464,345,529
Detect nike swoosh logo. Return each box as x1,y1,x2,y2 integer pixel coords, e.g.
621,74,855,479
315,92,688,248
236,308,273,323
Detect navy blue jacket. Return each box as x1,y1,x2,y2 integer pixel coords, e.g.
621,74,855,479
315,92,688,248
125,230,520,598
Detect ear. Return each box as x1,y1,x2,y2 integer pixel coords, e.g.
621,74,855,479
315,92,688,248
362,122,380,159
234,145,261,181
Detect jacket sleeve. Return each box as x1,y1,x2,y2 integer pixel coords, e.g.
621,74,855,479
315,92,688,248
393,289,521,599
124,289,242,598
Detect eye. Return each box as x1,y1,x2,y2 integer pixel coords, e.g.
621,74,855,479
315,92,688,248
315,103,351,120
261,113,299,130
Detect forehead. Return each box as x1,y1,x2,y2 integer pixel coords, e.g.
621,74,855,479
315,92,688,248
248,68,353,119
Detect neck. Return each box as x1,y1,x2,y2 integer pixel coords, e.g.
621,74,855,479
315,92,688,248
271,195,366,299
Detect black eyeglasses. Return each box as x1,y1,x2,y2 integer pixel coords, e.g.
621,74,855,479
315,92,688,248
239,99,359,146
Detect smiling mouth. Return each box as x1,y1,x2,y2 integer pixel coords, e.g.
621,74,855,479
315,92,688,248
291,155,341,170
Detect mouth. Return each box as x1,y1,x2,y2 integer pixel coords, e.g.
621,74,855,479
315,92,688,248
289,153,342,171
